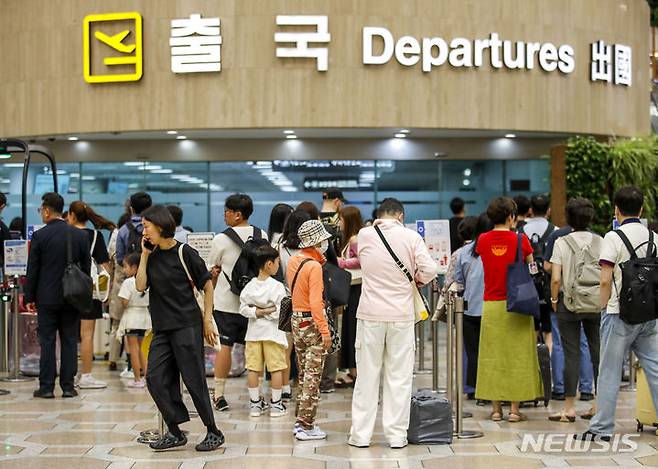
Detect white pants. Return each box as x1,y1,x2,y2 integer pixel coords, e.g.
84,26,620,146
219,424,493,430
349,319,415,445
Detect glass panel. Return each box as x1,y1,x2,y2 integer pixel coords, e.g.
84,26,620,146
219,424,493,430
439,160,504,218
377,160,441,223
0,161,80,233
80,162,210,233
505,159,551,197
210,160,377,232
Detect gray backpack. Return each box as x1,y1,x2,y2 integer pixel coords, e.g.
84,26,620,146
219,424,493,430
562,233,602,313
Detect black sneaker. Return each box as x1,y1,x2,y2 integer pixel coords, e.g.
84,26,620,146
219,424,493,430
33,389,55,399
573,431,611,442
320,388,335,394
213,395,229,411
150,432,188,451
552,391,566,401
195,430,225,452
62,389,78,398
282,392,293,402
579,392,595,402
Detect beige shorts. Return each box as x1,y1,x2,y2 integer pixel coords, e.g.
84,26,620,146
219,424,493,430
245,341,288,373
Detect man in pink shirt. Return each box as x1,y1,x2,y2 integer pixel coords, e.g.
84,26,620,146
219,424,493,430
349,198,438,449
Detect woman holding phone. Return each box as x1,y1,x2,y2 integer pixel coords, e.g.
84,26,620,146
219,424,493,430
135,205,224,452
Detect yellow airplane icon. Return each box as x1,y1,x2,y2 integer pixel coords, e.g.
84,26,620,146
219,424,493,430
94,30,136,54
83,11,143,83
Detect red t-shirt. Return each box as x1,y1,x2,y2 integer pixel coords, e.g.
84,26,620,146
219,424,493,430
476,230,533,301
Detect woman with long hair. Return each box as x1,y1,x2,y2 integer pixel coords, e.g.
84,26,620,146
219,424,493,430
268,203,294,246
136,205,223,451
67,201,116,389
337,206,363,384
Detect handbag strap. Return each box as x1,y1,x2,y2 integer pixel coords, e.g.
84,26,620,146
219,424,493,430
291,258,313,295
515,233,523,263
374,224,414,284
177,244,198,293
90,230,98,256
66,225,73,265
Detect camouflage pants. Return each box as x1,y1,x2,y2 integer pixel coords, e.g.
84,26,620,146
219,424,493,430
292,313,326,430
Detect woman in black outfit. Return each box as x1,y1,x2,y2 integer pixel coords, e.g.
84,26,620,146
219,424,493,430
135,205,223,452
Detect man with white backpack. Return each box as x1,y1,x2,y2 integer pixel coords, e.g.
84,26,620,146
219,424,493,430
547,198,602,423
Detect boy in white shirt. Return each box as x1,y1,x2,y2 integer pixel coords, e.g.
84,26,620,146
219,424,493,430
239,243,288,417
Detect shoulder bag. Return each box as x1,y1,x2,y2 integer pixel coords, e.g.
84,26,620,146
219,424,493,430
178,245,221,351
374,225,430,323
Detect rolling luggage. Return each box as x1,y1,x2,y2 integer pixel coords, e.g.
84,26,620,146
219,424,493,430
536,337,552,407
407,390,453,445
636,366,658,435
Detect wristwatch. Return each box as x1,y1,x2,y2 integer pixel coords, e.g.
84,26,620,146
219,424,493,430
550,297,559,304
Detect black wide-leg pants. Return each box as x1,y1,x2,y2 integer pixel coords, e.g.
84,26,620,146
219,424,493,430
146,324,216,428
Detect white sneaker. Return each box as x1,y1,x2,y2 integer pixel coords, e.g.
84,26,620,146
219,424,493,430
126,379,145,389
270,400,287,418
120,368,135,379
78,374,107,389
249,398,269,417
292,422,302,435
295,426,327,441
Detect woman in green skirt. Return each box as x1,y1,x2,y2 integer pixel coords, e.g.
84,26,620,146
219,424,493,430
474,197,542,422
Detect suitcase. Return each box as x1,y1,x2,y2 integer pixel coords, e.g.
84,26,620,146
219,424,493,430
407,390,453,445
536,339,552,407
636,367,658,435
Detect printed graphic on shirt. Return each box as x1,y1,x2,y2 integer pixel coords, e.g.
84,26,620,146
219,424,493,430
491,245,508,256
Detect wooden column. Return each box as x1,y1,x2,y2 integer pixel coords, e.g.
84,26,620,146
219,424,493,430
550,144,567,227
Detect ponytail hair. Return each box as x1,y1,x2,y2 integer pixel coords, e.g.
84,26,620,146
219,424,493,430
68,201,116,231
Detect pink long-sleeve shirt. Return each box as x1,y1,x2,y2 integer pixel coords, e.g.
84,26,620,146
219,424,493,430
357,219,438,322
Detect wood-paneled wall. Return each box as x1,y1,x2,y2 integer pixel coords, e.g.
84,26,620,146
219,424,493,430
0,0,649,138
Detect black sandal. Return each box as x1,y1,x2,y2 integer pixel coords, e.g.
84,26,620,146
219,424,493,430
195,430,225,452
149,432,187,451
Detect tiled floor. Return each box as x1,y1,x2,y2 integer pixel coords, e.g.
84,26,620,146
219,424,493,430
0,357,656,469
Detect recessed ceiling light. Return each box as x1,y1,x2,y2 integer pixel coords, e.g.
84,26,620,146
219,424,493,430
505,133,517,138
0,154,11,160
399,129,410,134
167,130,178,135
68,136,79,141
286,135,298,140
177,136,187,140
394,133,407,139
4,163,23,168
283,130,295,135
124,162,144,166
82,176,96,181
151,169,173,174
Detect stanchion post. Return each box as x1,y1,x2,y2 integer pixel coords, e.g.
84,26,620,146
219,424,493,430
1,277,33,382
454,295,483,439
0,290,9,373
445,291,454,406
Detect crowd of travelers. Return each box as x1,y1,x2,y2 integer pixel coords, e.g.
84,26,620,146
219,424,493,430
7,183,656,451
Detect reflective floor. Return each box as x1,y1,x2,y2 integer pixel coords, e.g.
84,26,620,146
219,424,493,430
0,360,657,469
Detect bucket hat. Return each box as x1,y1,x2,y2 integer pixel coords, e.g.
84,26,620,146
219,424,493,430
298,219,332,249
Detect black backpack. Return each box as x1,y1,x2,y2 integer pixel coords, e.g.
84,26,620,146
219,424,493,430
125,221,143,255
614,229,658,324
527,223,555,304
222,227,265,295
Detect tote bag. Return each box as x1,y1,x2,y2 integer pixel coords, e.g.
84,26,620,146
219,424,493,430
506,233,540,318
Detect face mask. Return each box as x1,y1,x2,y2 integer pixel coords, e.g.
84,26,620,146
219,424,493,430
319,240,329,254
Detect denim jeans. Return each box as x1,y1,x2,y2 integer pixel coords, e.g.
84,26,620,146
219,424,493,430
589,311,658,436
551,314,594,394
